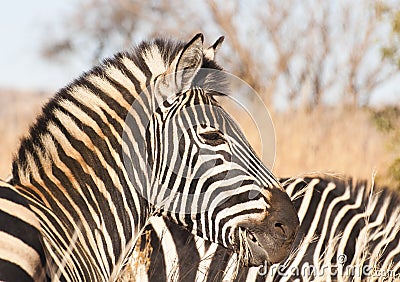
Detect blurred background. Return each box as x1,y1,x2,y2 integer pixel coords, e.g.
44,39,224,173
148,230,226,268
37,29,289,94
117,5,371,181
0,0,399,189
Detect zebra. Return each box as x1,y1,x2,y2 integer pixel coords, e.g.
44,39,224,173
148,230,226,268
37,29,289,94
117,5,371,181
5,33,299,281
0,179,46,281
132,175,400,281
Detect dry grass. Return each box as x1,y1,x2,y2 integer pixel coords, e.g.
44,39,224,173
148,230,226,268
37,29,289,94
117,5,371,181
220,98,396,188
117,229,153,282
0,89,51,178
0,89,396,189
272,107,396,187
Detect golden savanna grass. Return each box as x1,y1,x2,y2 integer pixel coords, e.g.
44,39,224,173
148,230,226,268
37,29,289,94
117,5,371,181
0,90,396,189
0,90,50,178
221,96,396,188
273,107,395,186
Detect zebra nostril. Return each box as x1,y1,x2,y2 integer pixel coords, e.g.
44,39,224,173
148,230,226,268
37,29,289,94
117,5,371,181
273,221,293,240
269,189,299,241
274,222,285,236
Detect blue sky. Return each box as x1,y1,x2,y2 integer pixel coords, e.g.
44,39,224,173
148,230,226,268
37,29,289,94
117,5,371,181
0,1,86,92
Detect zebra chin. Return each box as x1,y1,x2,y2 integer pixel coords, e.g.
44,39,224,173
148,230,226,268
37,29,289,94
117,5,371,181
233,225,297,266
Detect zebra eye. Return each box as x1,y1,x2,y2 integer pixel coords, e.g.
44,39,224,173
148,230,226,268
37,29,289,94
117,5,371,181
199,130,226,146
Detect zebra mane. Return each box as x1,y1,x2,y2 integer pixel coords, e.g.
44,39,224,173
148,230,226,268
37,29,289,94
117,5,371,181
12,36,229,179
107,37,228,97
282,172,399,206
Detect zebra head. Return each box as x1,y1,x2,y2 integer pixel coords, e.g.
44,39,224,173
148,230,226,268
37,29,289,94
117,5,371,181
137,34,299,266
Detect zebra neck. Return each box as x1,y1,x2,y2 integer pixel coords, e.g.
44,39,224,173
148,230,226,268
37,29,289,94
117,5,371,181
10,96,158,280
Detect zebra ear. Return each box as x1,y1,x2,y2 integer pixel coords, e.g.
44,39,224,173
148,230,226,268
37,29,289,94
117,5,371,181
175,33,204,92
204,36,224,60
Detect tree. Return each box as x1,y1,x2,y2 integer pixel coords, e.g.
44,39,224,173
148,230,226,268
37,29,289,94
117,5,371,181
371,106,400,189
43,0,399,110
379,3,400,69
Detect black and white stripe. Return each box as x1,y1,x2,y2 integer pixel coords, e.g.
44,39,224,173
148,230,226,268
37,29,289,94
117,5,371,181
6,34,298,281
134,176,400,281
0,179,47,281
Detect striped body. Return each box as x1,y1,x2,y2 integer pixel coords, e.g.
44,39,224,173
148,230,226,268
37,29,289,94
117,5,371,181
134,176,400,281
0,180,46,281
7,34,298,280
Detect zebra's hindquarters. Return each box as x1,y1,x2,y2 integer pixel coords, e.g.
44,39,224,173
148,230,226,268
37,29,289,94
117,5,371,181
0,180,47,282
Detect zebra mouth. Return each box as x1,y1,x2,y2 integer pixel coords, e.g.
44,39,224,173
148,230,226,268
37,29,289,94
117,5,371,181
247,230,259,244
236,227,268,266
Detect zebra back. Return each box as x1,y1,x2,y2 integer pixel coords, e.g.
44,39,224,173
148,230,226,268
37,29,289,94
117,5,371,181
132,176,400,281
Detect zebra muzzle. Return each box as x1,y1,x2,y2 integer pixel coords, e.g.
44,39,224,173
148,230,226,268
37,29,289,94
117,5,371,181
236,189,299,266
